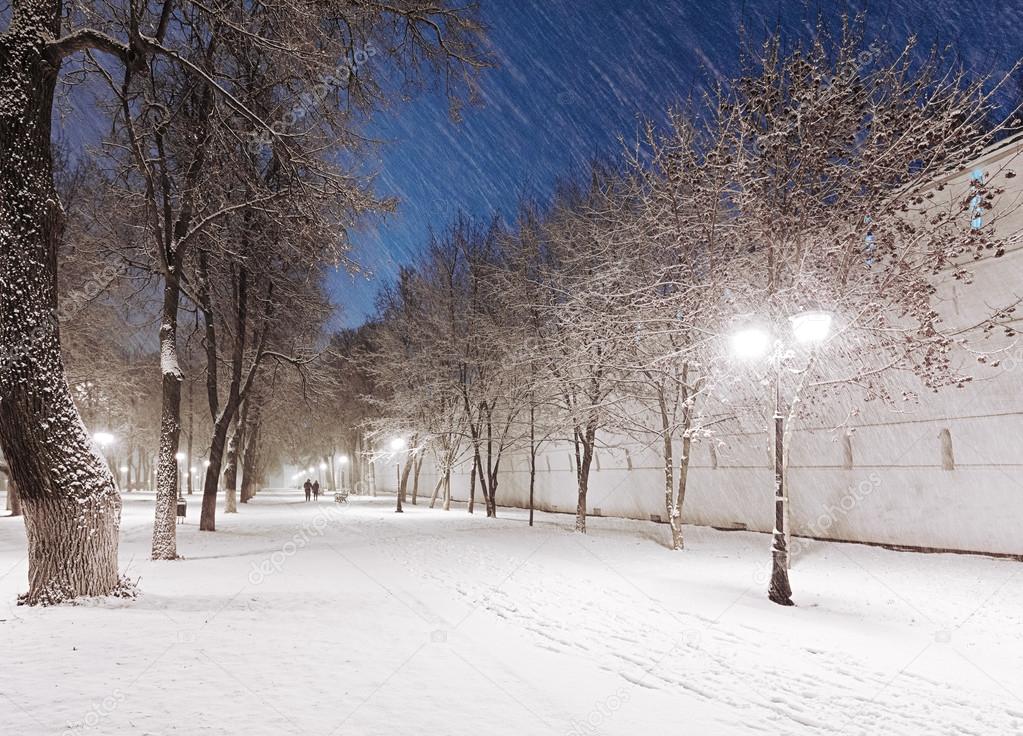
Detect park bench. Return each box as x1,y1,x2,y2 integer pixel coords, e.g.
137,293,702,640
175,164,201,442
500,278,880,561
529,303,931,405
334,488,350,504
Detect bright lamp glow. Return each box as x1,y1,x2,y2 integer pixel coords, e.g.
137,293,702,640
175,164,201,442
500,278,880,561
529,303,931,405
319,462,328,470
790,311,833,344
93,431,116,447
175,452,187,462
203,460,211,468
119,465,128,473
308,466,315,473
730,327,771,360
338,455,349,465
390,437,406,451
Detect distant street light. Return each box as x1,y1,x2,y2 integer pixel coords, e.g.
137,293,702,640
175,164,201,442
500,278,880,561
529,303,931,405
729,327,771,361
175,452,186,462
93,431,116,448
790,311,833,344
730,310,833,607
338,455,349,489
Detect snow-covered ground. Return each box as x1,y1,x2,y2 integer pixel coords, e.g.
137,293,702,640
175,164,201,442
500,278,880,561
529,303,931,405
1,491,1022,735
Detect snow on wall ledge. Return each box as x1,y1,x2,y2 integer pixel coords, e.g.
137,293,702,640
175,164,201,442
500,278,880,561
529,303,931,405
388,140,1023,558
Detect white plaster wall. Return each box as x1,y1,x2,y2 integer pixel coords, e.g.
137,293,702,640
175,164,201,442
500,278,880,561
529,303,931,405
381,138,1023,557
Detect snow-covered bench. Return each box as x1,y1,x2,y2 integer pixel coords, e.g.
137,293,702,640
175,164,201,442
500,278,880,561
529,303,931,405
334,489,350,504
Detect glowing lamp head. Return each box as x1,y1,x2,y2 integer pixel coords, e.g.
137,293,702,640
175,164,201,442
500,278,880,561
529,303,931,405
790,311,833,344
338,455,349,465
175,452,187,462
93,431,116,447
730,327,771,360
319,462,328,470
390,437,406,451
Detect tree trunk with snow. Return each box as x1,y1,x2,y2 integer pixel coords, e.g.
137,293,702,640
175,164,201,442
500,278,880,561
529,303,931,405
411,453,422,504
573,422,597,533
467,455,477,514
0,5,124,601
224,398,247,510
429,471,443,509
7,479,22,517
199,266,249,531
399,455,412,503
657,391,675,546
153,275,183,560
240,409,261,503
223,412,241,514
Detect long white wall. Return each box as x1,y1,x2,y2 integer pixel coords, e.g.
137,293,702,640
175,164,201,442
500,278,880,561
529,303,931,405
377,138,1023,557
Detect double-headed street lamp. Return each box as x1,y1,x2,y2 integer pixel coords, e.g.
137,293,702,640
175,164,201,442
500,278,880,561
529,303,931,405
730,310,833,606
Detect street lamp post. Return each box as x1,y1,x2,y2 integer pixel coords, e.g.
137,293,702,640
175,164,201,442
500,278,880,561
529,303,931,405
390,438,406,513
174,451,186,497
338,455,349,490
730,310,832,607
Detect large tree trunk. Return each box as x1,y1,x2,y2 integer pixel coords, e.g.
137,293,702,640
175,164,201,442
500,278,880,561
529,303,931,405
398,455,413,503
429,471,443,509
656,389,681,549
223,398,247,509
411,454,422,505
573,423,597,533
239,413,261,503
199,266,248,531
185,381,194,495
467,451,477,514
200,412,234,528
528,404,536,527
223,414,240,514
483,419,497,518
153,276,183,559
671,431,693,550
0,6,124,601
8,479,22,517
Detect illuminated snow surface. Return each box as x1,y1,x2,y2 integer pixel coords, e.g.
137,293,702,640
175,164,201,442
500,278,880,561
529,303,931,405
1,491,1021,735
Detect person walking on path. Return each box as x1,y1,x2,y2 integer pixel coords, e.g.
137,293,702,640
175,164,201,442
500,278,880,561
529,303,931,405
312,480,320,501
303,478,312,502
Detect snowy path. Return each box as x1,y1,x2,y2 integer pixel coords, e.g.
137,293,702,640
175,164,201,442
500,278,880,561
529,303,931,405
1,491,1022,735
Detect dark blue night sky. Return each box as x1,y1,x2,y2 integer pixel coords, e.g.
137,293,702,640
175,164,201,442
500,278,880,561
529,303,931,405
320,2,1023,324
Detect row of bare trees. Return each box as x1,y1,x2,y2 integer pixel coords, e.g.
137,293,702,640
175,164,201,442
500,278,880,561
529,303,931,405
0,0,488,603
344,27,1021,604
